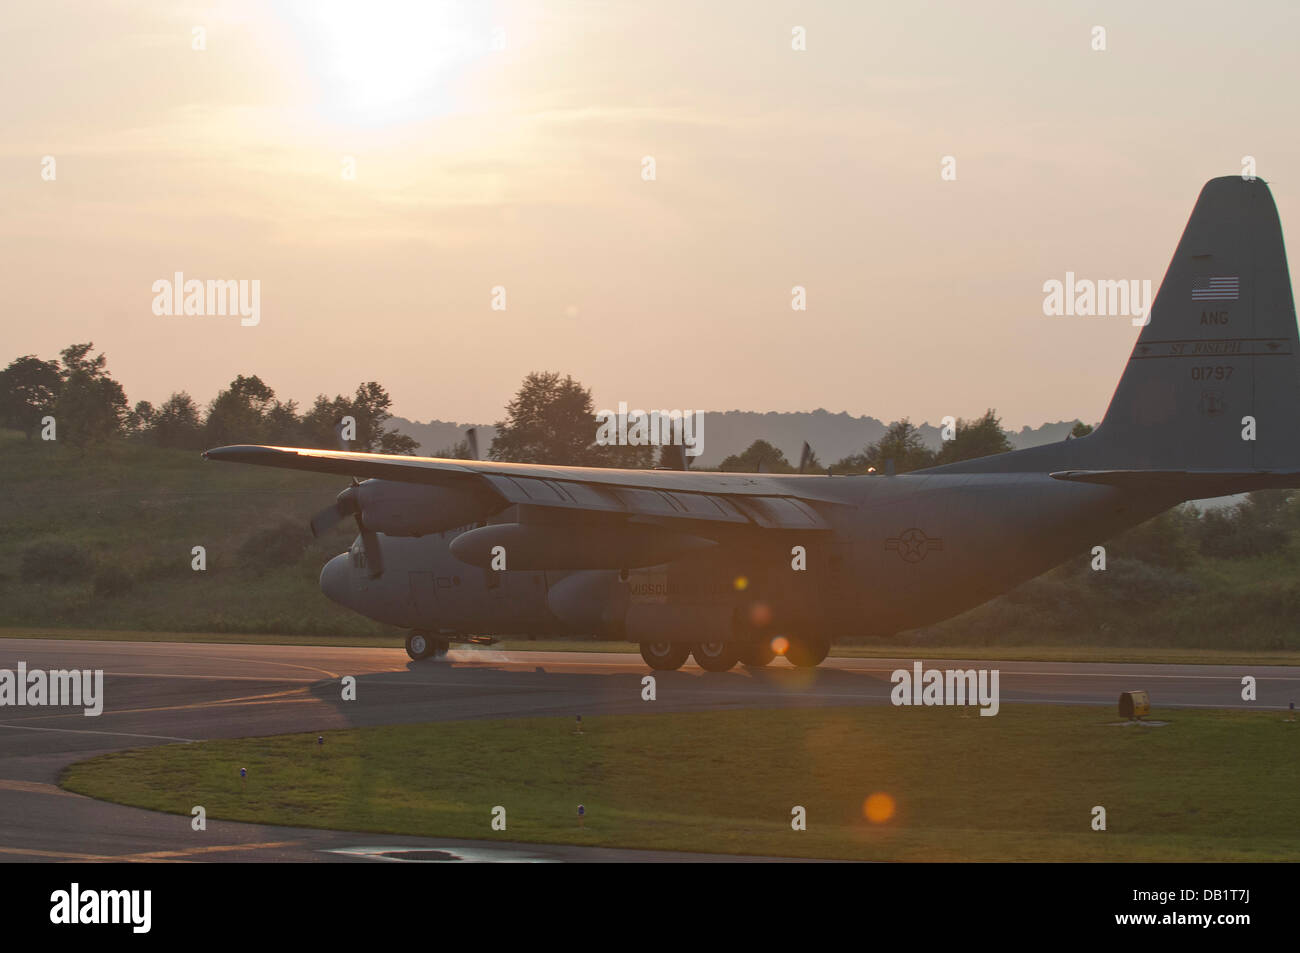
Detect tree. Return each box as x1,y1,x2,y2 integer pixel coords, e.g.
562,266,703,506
835,419,936,474
933,409,1014,465
490,371,600,465
1070,421,1094,438
433,438,475,459
1198,490,1293,558
0,355,62,439
204,374,277,446
595,441,656,469
264,399,302,445
718,439,794,473
348,381,393,451
378,428,419,455
125,400,156,437
301,393,352,449
300,382,416,454
150,392,205,449
53,343,128,447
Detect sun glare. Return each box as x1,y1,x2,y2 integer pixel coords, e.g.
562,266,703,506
281,0,496,125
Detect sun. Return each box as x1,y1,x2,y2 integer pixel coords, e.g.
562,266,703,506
279,0,497,125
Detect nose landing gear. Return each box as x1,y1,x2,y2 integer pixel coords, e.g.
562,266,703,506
405,630,450,660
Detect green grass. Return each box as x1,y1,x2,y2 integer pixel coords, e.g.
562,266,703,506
61,706,1300,861
0,430,386,636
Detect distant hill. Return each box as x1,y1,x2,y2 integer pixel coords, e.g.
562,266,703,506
390,412,1091,468
389,419,497,458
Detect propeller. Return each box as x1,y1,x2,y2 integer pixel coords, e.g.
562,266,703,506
465,427,479,461
317,418,384,576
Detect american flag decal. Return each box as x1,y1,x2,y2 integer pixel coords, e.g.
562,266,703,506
1192,275,1239,300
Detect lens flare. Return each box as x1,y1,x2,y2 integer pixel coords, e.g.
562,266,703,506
733,576,748,591
863,792,896,823
749,602,772,626
770,636,790,656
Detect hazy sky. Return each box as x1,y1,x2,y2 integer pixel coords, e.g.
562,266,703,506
4,0,1299,430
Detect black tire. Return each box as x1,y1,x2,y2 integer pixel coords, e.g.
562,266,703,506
692,641,739,672
405,631,435,660
738,640,776,667
785,636,830,668
640,641,691,671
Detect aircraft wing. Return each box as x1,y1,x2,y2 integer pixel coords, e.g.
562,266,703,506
203,445,832,531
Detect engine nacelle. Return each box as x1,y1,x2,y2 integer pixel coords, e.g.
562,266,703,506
353,479,502,537
449,522,715,570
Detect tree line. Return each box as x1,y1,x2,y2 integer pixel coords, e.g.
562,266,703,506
0,348,1083,475
3,352,1291,562
0,344,416,453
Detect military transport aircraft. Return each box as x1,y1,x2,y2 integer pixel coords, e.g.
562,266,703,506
206,176,1300,670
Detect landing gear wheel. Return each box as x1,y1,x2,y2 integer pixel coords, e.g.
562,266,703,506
406,631,433,660
640,641,691,671
406,631,449,661
785,636,830,668
692,641,739,672
738,640,776,668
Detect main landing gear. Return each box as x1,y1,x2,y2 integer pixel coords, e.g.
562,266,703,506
639,641,692,670
637,636,830,672
405,630,450,661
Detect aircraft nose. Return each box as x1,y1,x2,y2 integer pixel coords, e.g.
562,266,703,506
320,553,352,606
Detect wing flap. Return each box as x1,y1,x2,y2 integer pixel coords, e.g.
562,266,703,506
204,445,831,530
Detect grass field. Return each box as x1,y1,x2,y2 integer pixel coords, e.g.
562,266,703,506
61,705,1300,861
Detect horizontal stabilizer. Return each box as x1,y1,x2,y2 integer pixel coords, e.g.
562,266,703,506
1049,469,1300,494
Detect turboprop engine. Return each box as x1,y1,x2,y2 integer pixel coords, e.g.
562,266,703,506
309,478,503,577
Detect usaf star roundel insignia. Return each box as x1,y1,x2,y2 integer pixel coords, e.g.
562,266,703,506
885,528,944,563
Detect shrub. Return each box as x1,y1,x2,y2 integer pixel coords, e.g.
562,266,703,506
1199,504,1290,558
1108,505,1199,570
1085,557,1198,603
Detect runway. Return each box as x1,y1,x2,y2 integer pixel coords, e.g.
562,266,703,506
0,638,1294,862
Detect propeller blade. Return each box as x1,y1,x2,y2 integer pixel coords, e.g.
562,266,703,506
310,501,347,537
309,484,359,539
466,427,479,461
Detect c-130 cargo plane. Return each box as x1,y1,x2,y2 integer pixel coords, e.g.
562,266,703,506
207,177,1300,670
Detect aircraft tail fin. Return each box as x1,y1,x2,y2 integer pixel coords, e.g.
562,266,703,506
1088,175,1300,471
926,176,1300,484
